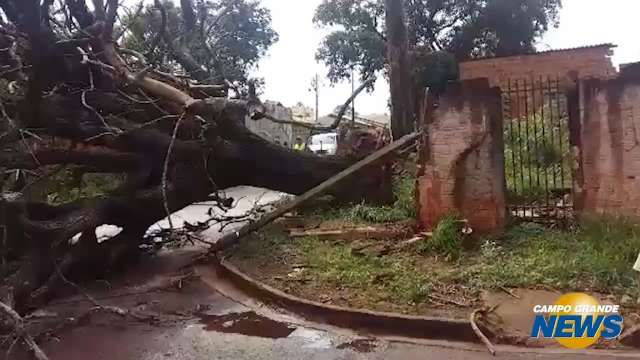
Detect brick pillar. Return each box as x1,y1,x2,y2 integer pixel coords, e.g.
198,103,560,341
417,79,507,234
575,72,640,218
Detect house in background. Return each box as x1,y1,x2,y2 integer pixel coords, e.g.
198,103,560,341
244,101,314,147
245,101,390,154
318,110,389,134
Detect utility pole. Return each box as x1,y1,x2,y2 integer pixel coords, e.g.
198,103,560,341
310,74,320,123
316,74,319,123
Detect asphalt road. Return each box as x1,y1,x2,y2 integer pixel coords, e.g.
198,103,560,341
36,279,638,360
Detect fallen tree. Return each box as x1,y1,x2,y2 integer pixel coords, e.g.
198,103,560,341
0,0,395,320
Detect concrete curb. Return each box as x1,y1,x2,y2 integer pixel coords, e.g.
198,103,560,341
216,259,481,344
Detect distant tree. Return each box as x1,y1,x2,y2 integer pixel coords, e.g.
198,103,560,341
314,0,562,86
123,0,278,91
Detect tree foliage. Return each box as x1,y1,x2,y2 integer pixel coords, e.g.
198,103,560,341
315,0,562,84
123,0,278,90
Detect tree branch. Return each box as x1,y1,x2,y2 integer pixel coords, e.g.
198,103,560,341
209,131,419,252
0,300,49,360
253,77,375,131
103,0,118,39
0,148,141,172
180,0,196,31
91,0,105,21
147,0,167,61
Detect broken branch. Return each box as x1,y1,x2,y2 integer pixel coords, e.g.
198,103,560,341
254,77,375,131
210,131,419,252
0,301,49,360
470,308,496,356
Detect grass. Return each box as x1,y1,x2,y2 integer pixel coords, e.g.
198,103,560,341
460,217,640,297
295,215,640,303
419,214,463,259
297,237,430,305
230,225,290,260
230,212,640,313
313,174,416,224
47,171,124,205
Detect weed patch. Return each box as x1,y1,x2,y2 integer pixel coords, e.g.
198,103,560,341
460,217,640,296
298,237,430,305
312,174,416,224
419,214,463,259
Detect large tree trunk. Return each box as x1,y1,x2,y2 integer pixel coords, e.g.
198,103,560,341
0,0,392,315
385,0,415,139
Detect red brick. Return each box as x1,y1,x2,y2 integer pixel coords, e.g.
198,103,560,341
417,80,506,234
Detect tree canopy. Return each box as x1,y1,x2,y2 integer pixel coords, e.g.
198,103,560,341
315,0,562,84
123,0,278,92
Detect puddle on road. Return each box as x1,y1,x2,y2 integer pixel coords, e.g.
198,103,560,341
197,311,296,339
337,338,378,353
289,328,333,349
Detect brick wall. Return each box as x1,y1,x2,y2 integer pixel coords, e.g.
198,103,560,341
460,45,617,88
417,79,506,234
574,74,640,218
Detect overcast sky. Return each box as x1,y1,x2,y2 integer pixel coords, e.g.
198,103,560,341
122,0,639,116
255,0,640,116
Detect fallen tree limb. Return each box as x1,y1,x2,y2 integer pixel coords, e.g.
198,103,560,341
209,131,419,253
255,77,375,131
470,308,496,356
0,300,49,360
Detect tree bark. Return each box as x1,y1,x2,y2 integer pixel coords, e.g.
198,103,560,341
385,0,415,139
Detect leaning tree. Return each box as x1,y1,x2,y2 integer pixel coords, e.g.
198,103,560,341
0,0,393,316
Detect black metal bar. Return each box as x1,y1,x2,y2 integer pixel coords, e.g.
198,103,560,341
523,78,533,220
531,76,541,212
556,76,567,223
515,79,526,219
506,79,519,219
540,75,550,220
547,77,558,207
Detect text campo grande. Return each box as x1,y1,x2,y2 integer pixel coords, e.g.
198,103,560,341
533,304,620,314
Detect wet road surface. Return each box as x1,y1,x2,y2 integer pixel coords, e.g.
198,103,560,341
24,266,638,360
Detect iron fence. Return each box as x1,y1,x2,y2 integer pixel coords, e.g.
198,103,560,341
502,76,572,224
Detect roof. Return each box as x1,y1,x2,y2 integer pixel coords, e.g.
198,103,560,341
461,43,617,63
318,113,389,128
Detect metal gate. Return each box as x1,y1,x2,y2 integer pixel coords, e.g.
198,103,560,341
502,77,573,224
